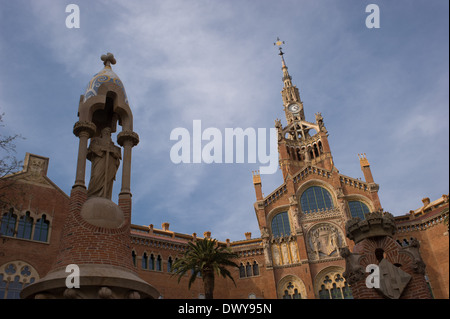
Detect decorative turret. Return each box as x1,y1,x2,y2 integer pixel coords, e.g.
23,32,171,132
358,153,374,183
345,210,396,244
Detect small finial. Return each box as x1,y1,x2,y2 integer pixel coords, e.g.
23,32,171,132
101,52,116,67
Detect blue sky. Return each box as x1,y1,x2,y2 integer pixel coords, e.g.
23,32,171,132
0,0,448,241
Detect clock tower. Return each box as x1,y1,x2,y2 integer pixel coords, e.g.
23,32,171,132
274,41,335,179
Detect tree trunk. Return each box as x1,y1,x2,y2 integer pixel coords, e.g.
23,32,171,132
203,269,215,299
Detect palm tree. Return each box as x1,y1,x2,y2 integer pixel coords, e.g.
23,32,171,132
171,238,239,299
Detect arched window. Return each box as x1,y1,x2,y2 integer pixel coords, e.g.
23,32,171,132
1,209,17,237
33,215,49,242
317,272,352,299
318,284,330,299
239,263,246,278
156,255,162,271
167,257,173,273
149,254,155,270
0,262,38,299
330,283,342,299
342,282,352,299
271,212,291,238
252,261,259,276
172,258,179,273
300,186,334,214
142,253,148,269
132,251,137,266
245,262,252,277
348,201,370,219
314,144,319,157
17,212,33,240
318,141,323,152
279,280,304,299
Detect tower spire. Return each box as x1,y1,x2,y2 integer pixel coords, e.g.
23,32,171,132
274,38,303,122
274,38,292,88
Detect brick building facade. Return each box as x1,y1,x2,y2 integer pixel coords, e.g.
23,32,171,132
0,49,448,299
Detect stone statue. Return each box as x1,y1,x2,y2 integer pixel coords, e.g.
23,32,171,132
340,247,365,285
311,232,321,257
87,127,121,199
402,238,426,274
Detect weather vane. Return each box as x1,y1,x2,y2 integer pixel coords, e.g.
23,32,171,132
273,37,285,56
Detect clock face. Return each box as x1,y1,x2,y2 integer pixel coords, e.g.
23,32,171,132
288,103,300,113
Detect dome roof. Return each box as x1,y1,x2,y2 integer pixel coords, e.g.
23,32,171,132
83,53,128,104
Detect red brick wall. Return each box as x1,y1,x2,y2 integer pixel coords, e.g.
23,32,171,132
0,180,69,279
52,187,135,272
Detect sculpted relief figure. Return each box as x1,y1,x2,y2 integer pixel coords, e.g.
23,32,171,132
311,232,321,258
309,224,343,259
87,127,121,199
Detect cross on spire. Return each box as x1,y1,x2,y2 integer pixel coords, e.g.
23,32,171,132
101,52,116,67
273,37,285,56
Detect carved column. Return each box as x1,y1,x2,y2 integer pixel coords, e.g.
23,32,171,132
73,121,96,188
117,130,139,196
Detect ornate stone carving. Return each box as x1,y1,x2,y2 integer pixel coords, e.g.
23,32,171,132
260,227,269,239
128,291,141,299
307,223,343,260
299,207,341,222
73,120,96,137
117,130,139,147
340,247,365,285
288,197,301,233
401,238,426,274
22,156,49,185
262,239,273,267
269,235,300,267
63,288,81,299
98,286,113,299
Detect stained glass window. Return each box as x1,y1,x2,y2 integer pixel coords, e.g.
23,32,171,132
300,186,334,214
271,212,291,238
17,213,33,240
1,210,17,237
0,262,37,299
33,215,49,242
318,272,353,299
348,201,370,220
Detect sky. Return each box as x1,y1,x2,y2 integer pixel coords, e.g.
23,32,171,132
0,0,448,242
